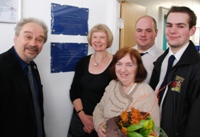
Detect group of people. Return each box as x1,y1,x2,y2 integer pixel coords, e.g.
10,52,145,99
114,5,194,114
0,5,200,137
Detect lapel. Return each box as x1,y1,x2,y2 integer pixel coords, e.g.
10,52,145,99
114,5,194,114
174,40,199,67
153,41,198,77
153,48,169,76
7,47,36,116
7,47,30,90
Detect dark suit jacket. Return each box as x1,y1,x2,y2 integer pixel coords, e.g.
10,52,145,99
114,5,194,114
150,41,200,137
0,47,45,137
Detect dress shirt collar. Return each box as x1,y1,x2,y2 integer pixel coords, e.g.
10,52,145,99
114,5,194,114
135,44,157,57
168,41,189,62
13,47,35,69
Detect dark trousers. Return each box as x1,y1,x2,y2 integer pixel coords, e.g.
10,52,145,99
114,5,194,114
68,129,98,137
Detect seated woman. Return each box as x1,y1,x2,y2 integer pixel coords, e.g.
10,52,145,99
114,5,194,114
93,47,160,137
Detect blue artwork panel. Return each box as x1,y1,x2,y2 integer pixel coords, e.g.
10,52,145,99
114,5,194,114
51,43,88,73
195,45,200,51
51,3,89,35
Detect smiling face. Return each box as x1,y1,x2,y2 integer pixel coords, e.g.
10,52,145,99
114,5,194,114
135,16,157,51
14,22,45,63
166,12,196,52
115,54,137,86
91,31,108,52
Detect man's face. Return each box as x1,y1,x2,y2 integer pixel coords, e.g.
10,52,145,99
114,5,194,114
166,12,196,51
14,22,45,63
135,17,157,50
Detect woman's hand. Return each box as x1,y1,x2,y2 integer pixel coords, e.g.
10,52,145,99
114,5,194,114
97,122,106,137
79,111,94,134
73,99,94,134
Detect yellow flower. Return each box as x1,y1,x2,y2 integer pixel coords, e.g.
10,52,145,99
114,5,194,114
143,117,154,130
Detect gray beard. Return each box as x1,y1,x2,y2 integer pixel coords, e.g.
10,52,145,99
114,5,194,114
25,55,35,63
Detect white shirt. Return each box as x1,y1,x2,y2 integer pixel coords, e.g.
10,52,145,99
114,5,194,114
155,42,189,113
134,44,163,83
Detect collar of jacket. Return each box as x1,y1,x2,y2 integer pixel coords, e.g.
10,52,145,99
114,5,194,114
154,40,199,70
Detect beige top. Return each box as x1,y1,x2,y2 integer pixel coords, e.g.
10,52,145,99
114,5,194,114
93,80,160,131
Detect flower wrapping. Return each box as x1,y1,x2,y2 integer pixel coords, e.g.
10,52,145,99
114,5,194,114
106,107,167,137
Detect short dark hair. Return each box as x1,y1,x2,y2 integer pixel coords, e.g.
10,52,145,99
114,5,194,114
166,6,197,29
110,47,147,83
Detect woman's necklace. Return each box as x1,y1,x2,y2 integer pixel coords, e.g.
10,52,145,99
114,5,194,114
123,83,136,95
93,52,108,67
127,83,136,95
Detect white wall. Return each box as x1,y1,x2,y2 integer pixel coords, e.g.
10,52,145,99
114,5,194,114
0,0,120,137
1,0,200,137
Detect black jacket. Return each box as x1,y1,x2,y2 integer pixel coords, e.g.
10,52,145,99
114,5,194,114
150,41,200,137
0,47,45,137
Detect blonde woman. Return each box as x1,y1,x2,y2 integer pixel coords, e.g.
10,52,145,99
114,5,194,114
68,24,113,137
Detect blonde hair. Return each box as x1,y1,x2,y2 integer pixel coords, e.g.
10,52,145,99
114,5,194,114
87,24,113,48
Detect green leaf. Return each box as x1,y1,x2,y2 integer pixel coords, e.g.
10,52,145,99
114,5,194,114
139,120,149,128
139,119,154,130
139,128,152,136
127,124,143,132
128,131,143,137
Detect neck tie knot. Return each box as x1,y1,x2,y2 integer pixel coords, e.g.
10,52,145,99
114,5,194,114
140,52,148,56
168,55,175,70
27,64,32,73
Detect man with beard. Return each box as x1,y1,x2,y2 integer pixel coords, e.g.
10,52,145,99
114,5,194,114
0,18,48,137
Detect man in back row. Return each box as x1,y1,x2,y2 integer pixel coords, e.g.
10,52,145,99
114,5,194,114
150,6,200,137
134,15,163,83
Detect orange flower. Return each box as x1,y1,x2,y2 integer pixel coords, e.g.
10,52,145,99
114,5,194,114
118,107,151,135
118,120,124,127
121,127,128,135
120,111,129,123
116,107,167,137
130,119,139,124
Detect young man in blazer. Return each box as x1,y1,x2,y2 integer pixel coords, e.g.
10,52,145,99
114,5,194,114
150,6,200,137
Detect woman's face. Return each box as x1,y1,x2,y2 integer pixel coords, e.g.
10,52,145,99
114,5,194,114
115,54,137,86
91,31,108,52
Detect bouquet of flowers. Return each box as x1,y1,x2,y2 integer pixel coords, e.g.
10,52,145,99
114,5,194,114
105,107,168,137
118,107,155,137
